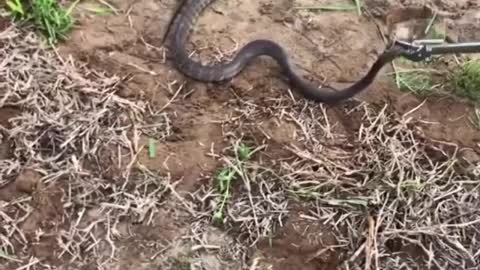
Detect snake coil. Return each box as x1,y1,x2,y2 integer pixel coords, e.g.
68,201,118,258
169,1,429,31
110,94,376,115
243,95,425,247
169,0,406,104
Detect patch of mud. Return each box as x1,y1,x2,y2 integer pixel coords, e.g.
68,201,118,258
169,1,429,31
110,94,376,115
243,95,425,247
103,203,193,270
253,212,339,270
361,81,480,149
22,186,65,262
0,168,40,201
1,169,64,265
58,0,181,105
0,16,10,32
447,9,480,42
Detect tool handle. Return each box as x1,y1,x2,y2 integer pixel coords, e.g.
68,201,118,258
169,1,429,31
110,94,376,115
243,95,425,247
393,40,480,62
429,42,480,55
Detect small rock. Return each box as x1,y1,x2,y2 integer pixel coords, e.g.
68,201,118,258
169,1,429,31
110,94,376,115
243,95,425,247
460,149,480,165
15,169,41,193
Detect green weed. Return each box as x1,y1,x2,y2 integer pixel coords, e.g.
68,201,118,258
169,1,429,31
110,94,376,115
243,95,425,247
451,60,480,102
6,0,25,17
6,0,78,45
77,1,115,15
212,142,254,224
400,179,426,192
395,69,436,96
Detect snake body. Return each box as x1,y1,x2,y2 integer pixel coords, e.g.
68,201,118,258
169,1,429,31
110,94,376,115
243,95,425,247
170,0,406,104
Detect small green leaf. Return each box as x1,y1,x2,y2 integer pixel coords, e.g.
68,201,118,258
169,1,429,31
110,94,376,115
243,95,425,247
7,0,24,15
0,248,10,259
238,143,253,161
148,138,156,158
213,210,223,221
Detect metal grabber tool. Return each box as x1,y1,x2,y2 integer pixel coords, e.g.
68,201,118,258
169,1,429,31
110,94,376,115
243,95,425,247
392,39,480,62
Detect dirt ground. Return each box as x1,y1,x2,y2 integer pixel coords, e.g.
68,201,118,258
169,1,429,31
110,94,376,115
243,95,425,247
1,0,480,269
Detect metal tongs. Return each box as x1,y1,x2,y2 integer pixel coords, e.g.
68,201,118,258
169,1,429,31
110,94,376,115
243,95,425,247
393,39,480,62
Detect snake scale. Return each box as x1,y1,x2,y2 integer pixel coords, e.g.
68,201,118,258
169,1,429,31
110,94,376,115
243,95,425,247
168,0,421,104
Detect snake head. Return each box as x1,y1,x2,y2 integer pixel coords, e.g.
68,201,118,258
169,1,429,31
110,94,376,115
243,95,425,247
391,40,432,62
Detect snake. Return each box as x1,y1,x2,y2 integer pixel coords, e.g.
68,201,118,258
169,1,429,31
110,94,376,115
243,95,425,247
168,0,426,104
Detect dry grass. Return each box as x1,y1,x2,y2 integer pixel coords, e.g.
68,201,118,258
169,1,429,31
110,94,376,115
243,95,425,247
186,93,480,269
276,101,480,269
0,23,175,269
1,14,480,270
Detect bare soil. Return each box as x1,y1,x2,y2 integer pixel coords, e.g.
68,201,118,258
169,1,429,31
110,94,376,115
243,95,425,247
1,0,480,269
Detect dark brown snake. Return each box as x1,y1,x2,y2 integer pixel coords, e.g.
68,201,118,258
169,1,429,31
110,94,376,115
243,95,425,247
168,0,432,104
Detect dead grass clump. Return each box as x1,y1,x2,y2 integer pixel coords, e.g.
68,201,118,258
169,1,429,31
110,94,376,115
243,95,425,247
189,139,289,245
0,24,174,269
277,102,480,269
190,94,480,269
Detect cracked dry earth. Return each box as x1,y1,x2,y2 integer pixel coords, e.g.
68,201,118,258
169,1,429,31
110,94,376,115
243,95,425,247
1,0,480,269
